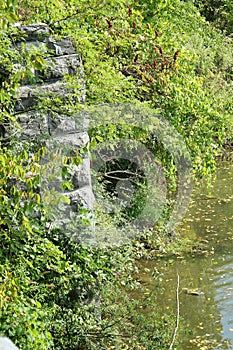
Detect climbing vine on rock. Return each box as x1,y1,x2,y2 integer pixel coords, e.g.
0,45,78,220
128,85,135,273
0,0,233,349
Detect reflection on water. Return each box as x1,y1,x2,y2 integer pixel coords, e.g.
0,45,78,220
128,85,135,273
139,162,233,349
214,258,233,344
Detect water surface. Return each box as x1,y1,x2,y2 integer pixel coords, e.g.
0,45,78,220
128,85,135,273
139,162,233,349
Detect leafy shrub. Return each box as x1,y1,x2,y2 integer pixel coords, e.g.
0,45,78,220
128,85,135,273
0,0,233,349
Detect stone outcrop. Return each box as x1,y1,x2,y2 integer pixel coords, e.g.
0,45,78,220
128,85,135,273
0,26,96,350
0,337,19,350
13,24,94,235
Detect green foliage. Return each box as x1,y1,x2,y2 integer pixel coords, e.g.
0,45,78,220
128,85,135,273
0,0,18,29
15,0,233,172
194,0,233,34
0,0,233,349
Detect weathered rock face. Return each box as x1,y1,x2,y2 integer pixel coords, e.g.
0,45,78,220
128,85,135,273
13,24,94,229
0,27,96,350
0,337,19,350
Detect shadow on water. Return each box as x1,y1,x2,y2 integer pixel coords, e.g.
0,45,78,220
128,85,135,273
139,162,233,349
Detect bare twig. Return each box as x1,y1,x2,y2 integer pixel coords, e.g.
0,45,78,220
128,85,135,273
98,169,145,181
169,272,180,350
0,130,19,141
52,2,106,25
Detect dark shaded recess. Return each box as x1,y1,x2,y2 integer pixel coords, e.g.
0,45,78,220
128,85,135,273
98,158,147,219
0,68,11,86
0,124,6,138
98,159,139,193
194,0,233,34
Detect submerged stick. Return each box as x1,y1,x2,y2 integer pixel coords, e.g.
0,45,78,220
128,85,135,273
169,272,180,350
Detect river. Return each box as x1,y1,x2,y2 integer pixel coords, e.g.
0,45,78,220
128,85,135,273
139,162,233,349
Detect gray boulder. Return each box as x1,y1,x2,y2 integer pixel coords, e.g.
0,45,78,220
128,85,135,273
0,338,19,350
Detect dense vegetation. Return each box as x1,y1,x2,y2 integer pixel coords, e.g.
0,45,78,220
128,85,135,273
0,0,232,349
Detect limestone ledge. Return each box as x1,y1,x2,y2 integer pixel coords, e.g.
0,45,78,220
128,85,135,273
0,337,19,350
13,23,94,212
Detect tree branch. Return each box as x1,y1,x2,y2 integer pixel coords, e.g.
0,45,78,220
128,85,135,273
100,169,145,180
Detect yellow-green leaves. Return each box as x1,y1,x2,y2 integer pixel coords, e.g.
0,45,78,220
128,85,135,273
0,0,18,29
